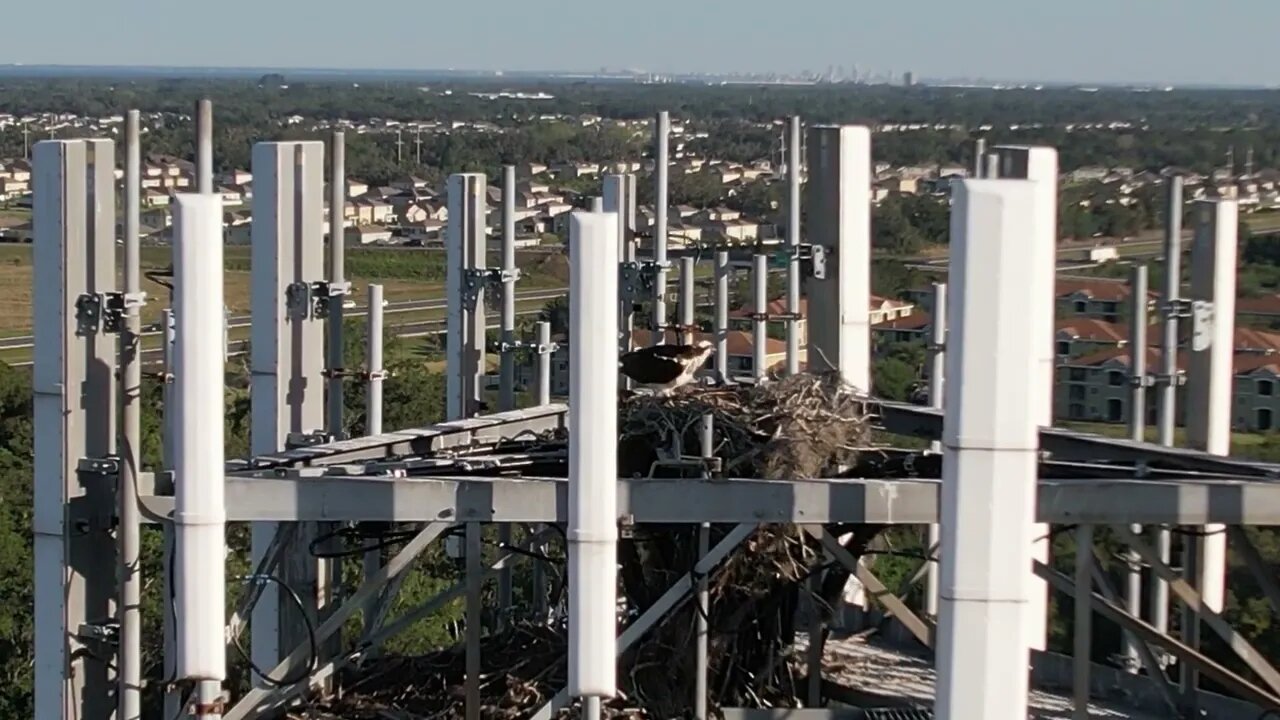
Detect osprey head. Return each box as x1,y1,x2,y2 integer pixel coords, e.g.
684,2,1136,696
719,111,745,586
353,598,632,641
694,339,714,354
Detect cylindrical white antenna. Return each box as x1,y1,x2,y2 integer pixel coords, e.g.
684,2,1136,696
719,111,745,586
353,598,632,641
567,210,620,699
173,194,227,682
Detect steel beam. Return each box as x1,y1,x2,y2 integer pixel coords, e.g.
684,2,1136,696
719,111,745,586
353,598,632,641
140,475,1280,525
249,140,327,673
33,138,118,720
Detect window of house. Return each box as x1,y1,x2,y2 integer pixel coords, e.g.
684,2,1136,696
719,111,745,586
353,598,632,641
1109,371,1125,387
1260,380,1275,397
1057,340,1071,356
1107,398,1123,422
1069,368,1087,382
1069,403,1085,420
1073,300,1087,313
1259,408,1274,432
1069,385,1086,401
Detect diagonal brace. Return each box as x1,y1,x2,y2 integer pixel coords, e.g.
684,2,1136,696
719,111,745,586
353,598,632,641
1115,524,1280,697
225,521,450,720
1087,545,1180,715
1229,526,1280,616
808,527,935,649
1034,560,1280,710
530,523,758,720
228,527,557,720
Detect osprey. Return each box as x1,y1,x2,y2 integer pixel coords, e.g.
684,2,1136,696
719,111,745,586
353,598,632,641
619,340,715,394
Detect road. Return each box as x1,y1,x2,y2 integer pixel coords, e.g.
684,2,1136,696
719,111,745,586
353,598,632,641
0,287,568,351
6,308,549,368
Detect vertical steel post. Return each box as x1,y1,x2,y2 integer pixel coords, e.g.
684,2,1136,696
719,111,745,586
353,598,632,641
1125,264,1149,672
1154,176,1184,638
162,306,179,718
362,283,384,638
786,115,802,375
501,165,518,412
974,138,987,178
1073,526,1095,719
695,415,713,720
118,110,143,720
195,99,213,195
366,284,384,435
465,522,482,720
537,321,552,405
984,153,1000,180
752,253,768,379
327,130,347,439
604,173,638,383
653,111,670,346
715,250,730,383
925,281,947,618
680,256,695,346
498,167,517,622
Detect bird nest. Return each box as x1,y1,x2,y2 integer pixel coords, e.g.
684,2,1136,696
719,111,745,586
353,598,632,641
310,372,887,719
619,370,873,480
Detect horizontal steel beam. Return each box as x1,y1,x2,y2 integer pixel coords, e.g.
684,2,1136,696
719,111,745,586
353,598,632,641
136,475,1280,525
876,402,1280,478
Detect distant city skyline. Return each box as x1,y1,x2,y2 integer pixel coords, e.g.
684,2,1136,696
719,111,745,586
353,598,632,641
5,0,1280,88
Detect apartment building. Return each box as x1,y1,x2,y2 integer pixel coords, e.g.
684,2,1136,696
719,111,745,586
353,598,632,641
1055,325,1280,431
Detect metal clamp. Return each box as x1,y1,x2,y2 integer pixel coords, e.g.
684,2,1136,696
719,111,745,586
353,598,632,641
76,622,119,645
285,282,314,320
1189,299,1214,352
75,291,147,336
1162,298,1195,319
285,431,332,450
77,456,121,477
767,243,827,280
313,280,352,319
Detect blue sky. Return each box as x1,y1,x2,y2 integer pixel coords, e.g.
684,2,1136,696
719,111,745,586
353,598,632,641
4,1,1275,86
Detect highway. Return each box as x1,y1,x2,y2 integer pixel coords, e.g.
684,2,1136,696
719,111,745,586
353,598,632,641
0,287,568,352
6,308,550,368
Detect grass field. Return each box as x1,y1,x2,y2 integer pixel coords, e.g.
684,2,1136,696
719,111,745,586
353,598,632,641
0,244,566,334
1062,420,1274,450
